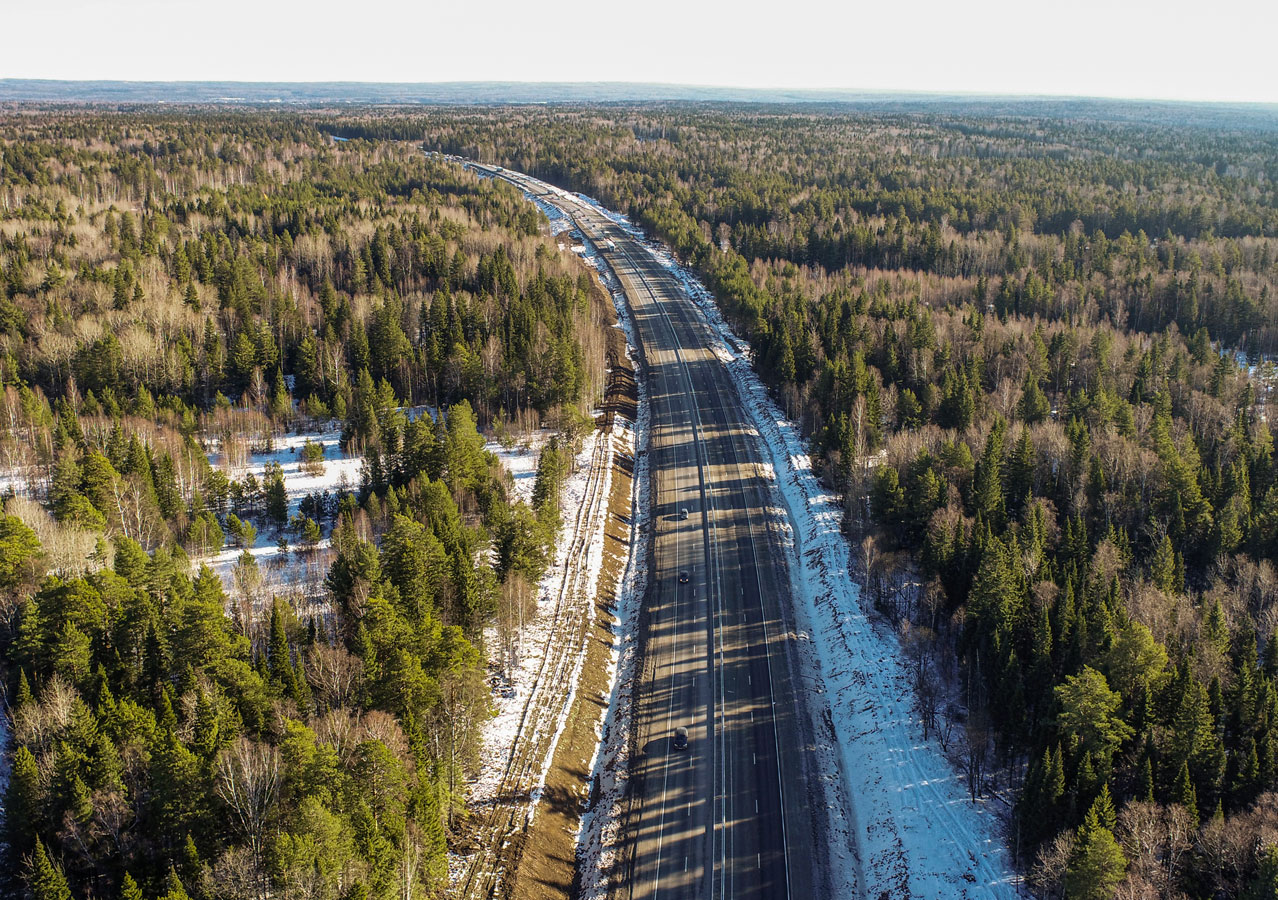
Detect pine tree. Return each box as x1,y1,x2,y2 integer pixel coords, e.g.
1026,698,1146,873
7,744,42,857
1005,428,1036,515
1203,600,1230,656
263,462,287,526
1054,666,1132,765
267,599,299,701
1137,752,1155,804
1233,737,1261,805
870,466,906,536
412,773,448,886
51,621,93,686
15,668,33,709
1091,783,1117,830
269,375,292,422
1020,745,1065,848
1018,371,1050,424
967,536,1019,657
0,514,41,591
159,865,191,900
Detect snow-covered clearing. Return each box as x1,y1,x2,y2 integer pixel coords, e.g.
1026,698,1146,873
201,427,361,603
484,431,551,506
582,197,1019,897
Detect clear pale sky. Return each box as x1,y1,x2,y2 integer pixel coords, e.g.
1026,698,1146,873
5,0,1276,104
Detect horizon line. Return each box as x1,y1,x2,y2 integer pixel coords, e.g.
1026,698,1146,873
2,78,1277,109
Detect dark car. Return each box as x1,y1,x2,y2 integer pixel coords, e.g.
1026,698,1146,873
678,571,689,584
673,727,689,750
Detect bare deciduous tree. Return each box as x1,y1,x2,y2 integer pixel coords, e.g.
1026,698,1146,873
305,643,363,711
216,737,281,900
1029,829,1075,900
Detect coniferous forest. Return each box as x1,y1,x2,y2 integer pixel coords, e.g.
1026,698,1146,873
0,112,608,899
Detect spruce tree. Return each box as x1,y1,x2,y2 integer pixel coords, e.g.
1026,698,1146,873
121,872,145,900
1137,752,1155,804
1172,760,1200,829
267,600,297,698
1018,371,1050,424
1064,792,1128,900
28,840,72,900
7,744,42,858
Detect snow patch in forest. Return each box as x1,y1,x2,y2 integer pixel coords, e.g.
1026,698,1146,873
0,467,40,500
200,426,362,596
484,431,551,506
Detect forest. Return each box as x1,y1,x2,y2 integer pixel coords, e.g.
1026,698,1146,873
5,101,1278,899
399,104,1278,898
0,111,609,899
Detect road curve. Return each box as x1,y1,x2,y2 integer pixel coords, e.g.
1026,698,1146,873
469,163,840,900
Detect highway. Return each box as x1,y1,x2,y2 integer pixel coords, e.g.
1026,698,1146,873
469,164,837,900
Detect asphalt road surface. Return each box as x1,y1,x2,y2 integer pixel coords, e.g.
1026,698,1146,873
470,165,838,900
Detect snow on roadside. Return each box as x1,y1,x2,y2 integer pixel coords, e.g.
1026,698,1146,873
575,291,650,900
470,163,653,894
525,423,613,827
588,200,1019,897
449,420,614,882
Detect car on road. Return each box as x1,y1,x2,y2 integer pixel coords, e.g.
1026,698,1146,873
680,507,689,520
673,727,689,750
678,571,689,584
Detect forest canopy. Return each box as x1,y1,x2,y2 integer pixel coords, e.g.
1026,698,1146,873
0,111,609,900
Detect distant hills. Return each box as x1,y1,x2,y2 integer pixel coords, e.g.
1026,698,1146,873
2,80,1276,127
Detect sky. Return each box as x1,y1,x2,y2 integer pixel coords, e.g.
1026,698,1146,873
3,0,1276,104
